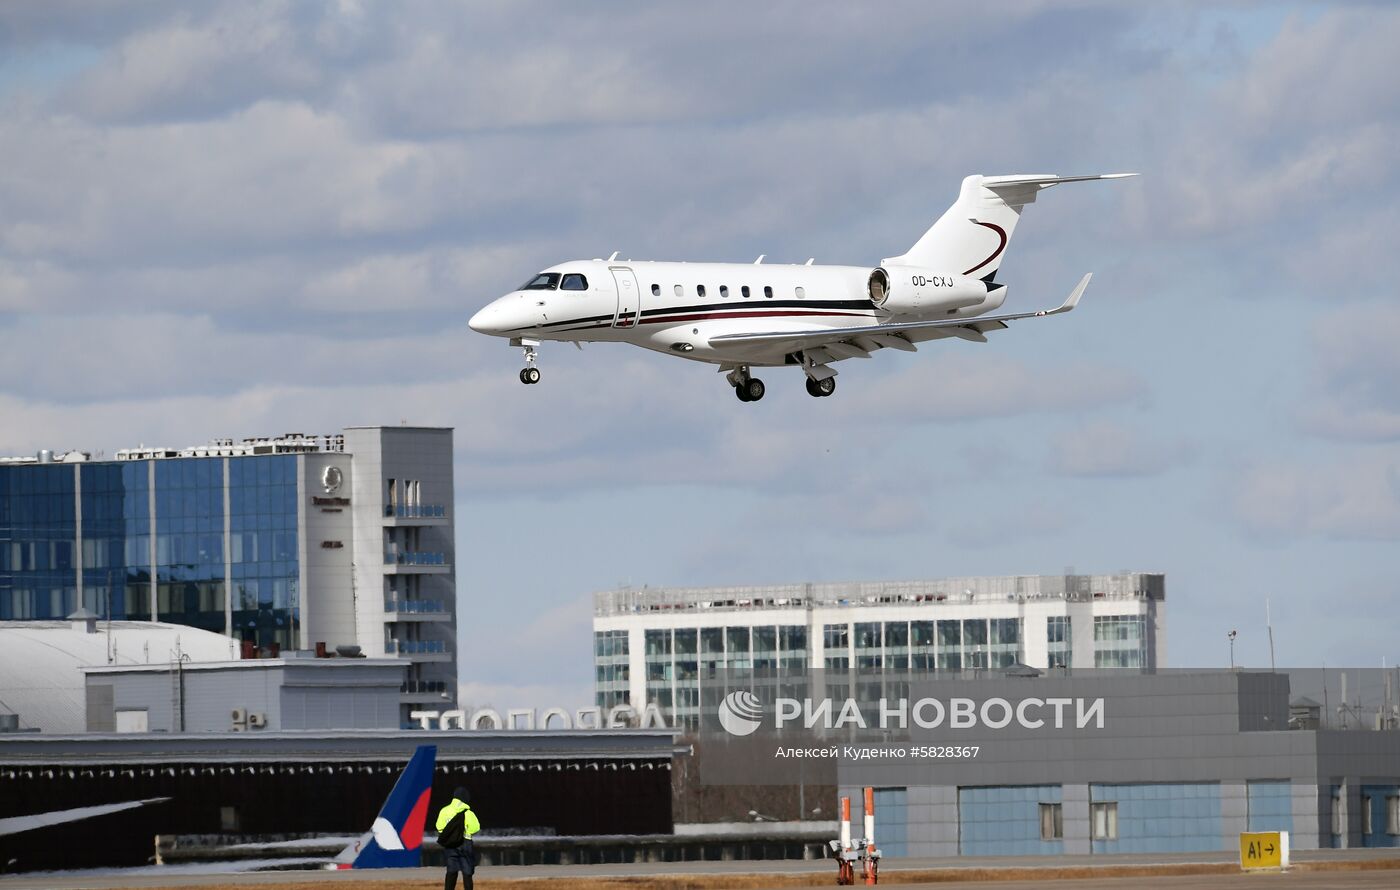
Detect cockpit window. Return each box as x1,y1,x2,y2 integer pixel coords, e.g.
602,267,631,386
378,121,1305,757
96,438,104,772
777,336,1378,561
521,273,560,290
560,273,588,291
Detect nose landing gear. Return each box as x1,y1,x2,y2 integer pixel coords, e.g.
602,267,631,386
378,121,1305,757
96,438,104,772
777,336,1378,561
515,339,541,385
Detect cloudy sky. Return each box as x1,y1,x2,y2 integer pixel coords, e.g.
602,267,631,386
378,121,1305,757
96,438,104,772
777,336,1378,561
2,2,1397,710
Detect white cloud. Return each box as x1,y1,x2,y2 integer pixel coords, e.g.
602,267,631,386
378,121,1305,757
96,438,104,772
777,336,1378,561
1049,420,1191,478
1230,453,1400,542
944,502,1075,550
1298,301,1400,441
835,355,1146,423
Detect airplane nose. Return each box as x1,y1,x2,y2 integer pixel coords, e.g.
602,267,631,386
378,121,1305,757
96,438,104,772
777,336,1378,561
468,304,495,334
469,301,511,335
469,293,540,336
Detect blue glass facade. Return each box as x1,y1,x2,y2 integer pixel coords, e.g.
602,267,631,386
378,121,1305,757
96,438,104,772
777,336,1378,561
155,459,225,635
1090,783,1224,854
229,456,298,652
1246,780,1294,835
959,785,1063,856
1,455,299,650
0,464,77,619
79,462,151,620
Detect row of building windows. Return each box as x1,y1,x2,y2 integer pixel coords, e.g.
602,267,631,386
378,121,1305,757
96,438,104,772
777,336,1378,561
605,615,1149,678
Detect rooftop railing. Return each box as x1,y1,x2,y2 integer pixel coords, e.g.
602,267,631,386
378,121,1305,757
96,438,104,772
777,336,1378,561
384,550,448,567
384,598,450,614
593,573,1164,617
384,504,447,519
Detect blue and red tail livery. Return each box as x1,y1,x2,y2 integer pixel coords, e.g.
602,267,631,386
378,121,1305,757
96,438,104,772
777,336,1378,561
332,744,437,869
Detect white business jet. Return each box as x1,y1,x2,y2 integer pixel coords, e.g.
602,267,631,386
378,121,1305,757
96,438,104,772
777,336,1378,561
469,173,1134,401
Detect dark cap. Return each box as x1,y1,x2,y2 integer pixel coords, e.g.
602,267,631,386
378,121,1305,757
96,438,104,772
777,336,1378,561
453,786,470,804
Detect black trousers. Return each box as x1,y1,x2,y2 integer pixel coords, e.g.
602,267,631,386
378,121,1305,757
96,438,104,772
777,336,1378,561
444,842,475,890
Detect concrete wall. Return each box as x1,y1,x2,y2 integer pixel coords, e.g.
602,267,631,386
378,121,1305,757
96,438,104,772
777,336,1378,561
84,659,403,732
300,452,356,653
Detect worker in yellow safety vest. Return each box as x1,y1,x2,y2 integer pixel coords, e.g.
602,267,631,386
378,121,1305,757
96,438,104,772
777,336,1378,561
435,786,481,890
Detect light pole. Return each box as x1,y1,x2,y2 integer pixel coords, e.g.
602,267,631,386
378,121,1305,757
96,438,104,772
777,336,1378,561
1228,630,1237,669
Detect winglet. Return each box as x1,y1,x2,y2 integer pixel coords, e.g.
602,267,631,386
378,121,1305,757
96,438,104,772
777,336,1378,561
1047,273,1092,315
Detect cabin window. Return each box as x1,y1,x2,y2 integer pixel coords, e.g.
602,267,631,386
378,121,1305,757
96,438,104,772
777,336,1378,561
674,284,684,297
719,285,729,298
521,273,560,291
697,284,707,298
560,273,588,291
741,286,751,298
651,284,661,296
795,286,805,298
763,285,773,298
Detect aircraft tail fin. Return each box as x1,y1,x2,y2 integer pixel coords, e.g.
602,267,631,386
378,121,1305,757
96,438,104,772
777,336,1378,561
883,173,1136,279
332,744,437,870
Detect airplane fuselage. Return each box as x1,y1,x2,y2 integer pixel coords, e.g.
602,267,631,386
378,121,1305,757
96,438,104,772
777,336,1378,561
471,259,1004,368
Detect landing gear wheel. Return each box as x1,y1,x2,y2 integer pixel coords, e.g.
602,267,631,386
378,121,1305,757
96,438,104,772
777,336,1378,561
734,384,752,402
519,367,541,385
744,378,766,401
805,377,836,397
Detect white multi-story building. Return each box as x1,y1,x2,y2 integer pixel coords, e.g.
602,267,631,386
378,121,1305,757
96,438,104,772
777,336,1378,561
0,426,457,726
593,573,1165,730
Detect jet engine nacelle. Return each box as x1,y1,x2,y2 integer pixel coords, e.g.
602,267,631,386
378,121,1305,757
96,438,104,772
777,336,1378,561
867,266,994,314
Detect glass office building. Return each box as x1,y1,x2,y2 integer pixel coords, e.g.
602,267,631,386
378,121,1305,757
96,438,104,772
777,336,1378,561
593,572,1165,730
2,426,457,722
3,454,302,650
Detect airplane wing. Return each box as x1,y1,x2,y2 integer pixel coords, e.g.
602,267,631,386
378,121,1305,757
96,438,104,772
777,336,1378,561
707,274,1090,356
0,798,171,837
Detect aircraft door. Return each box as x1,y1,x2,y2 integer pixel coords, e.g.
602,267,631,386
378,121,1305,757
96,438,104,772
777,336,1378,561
610,266,641,328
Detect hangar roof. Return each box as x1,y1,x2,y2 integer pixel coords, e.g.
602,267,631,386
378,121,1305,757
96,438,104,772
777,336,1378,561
0,619,236,734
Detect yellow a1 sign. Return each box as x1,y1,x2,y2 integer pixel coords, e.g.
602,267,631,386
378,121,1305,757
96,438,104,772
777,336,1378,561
1240,831,1289,869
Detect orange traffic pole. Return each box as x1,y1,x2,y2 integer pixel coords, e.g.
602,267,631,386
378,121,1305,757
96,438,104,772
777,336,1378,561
863,786,878,885
838,796,852,885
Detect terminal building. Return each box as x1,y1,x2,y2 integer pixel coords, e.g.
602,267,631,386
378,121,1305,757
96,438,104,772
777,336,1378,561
0,426,458,724
593,573,1165,730
829,669,1400,856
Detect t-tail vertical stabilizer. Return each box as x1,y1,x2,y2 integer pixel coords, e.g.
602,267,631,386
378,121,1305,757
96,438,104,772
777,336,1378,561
883,173,1137,280
332,744,437,869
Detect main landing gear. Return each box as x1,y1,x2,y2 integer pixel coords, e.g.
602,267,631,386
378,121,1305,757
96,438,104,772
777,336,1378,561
727,367,766,402
805,376,836,398
517,339,541,385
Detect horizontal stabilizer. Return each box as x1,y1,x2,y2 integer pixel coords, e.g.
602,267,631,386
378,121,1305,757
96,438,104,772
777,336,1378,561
981,173,1138,190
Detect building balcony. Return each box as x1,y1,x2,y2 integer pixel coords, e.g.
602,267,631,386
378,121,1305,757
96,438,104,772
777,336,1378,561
383,598,452,622
387,639,453,662
383,549,451,574
400,679,453,703
383,503,450,526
